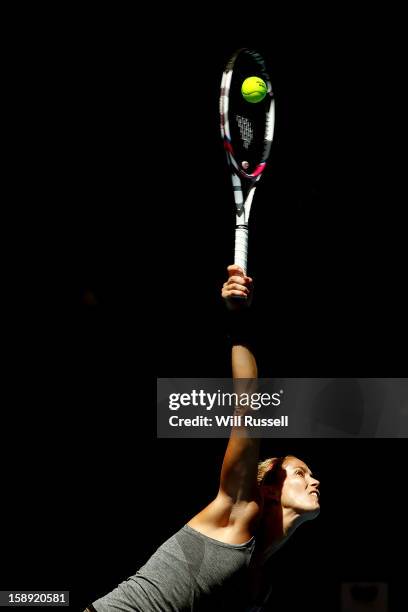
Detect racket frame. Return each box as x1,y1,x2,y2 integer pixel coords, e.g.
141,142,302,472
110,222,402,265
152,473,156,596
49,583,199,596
220,48,275,275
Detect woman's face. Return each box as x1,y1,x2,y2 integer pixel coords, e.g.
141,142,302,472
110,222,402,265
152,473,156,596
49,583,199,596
279,456,320,519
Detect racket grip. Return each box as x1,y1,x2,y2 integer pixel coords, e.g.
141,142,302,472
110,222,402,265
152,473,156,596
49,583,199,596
234,225,248,276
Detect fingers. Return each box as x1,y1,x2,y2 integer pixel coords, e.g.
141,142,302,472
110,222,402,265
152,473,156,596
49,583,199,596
222,284,248,299
226,266,253,283
227,264,245,278
222,266,254,300
223,278,253,290
223,280,252,292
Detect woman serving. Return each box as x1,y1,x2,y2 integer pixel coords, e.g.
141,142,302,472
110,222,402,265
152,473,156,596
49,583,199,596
86,265,320,612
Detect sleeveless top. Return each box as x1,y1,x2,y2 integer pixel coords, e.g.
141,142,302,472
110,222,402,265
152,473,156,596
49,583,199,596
92,523,257,611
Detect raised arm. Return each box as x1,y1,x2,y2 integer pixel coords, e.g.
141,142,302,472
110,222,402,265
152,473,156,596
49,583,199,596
187,266,262,542
219,265,259,503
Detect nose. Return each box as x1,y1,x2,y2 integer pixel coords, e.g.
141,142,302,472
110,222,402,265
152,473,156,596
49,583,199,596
310,476,320,488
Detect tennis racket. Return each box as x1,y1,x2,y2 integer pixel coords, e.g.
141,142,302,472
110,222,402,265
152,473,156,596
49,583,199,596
220,48,275,276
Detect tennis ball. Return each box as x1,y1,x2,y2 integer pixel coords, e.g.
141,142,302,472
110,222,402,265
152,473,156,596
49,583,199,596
241,76,267,103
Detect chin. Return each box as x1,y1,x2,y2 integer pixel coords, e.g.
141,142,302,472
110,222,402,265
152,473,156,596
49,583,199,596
306,506,320,520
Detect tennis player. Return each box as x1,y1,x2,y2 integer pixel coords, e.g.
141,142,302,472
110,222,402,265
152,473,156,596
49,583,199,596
85,265,320,612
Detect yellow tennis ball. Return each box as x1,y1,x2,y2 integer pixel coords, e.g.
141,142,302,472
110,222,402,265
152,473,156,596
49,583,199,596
241,76,267,103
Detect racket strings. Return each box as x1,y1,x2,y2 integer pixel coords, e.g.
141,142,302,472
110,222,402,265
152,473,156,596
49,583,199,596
220,48,274,175
228,61,270,169
230,107,265,168
235,114,254,150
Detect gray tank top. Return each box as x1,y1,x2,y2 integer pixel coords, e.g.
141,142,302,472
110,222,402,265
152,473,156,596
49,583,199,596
92,523,257,612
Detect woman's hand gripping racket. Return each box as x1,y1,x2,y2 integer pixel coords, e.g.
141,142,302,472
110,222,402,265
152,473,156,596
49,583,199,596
220,48,275,279
222,264,254,311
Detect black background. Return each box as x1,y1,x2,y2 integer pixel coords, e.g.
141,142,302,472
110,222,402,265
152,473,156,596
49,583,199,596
2,5,407,612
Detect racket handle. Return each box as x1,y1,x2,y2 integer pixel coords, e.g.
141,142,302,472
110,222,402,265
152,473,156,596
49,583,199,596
234,225,248,276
